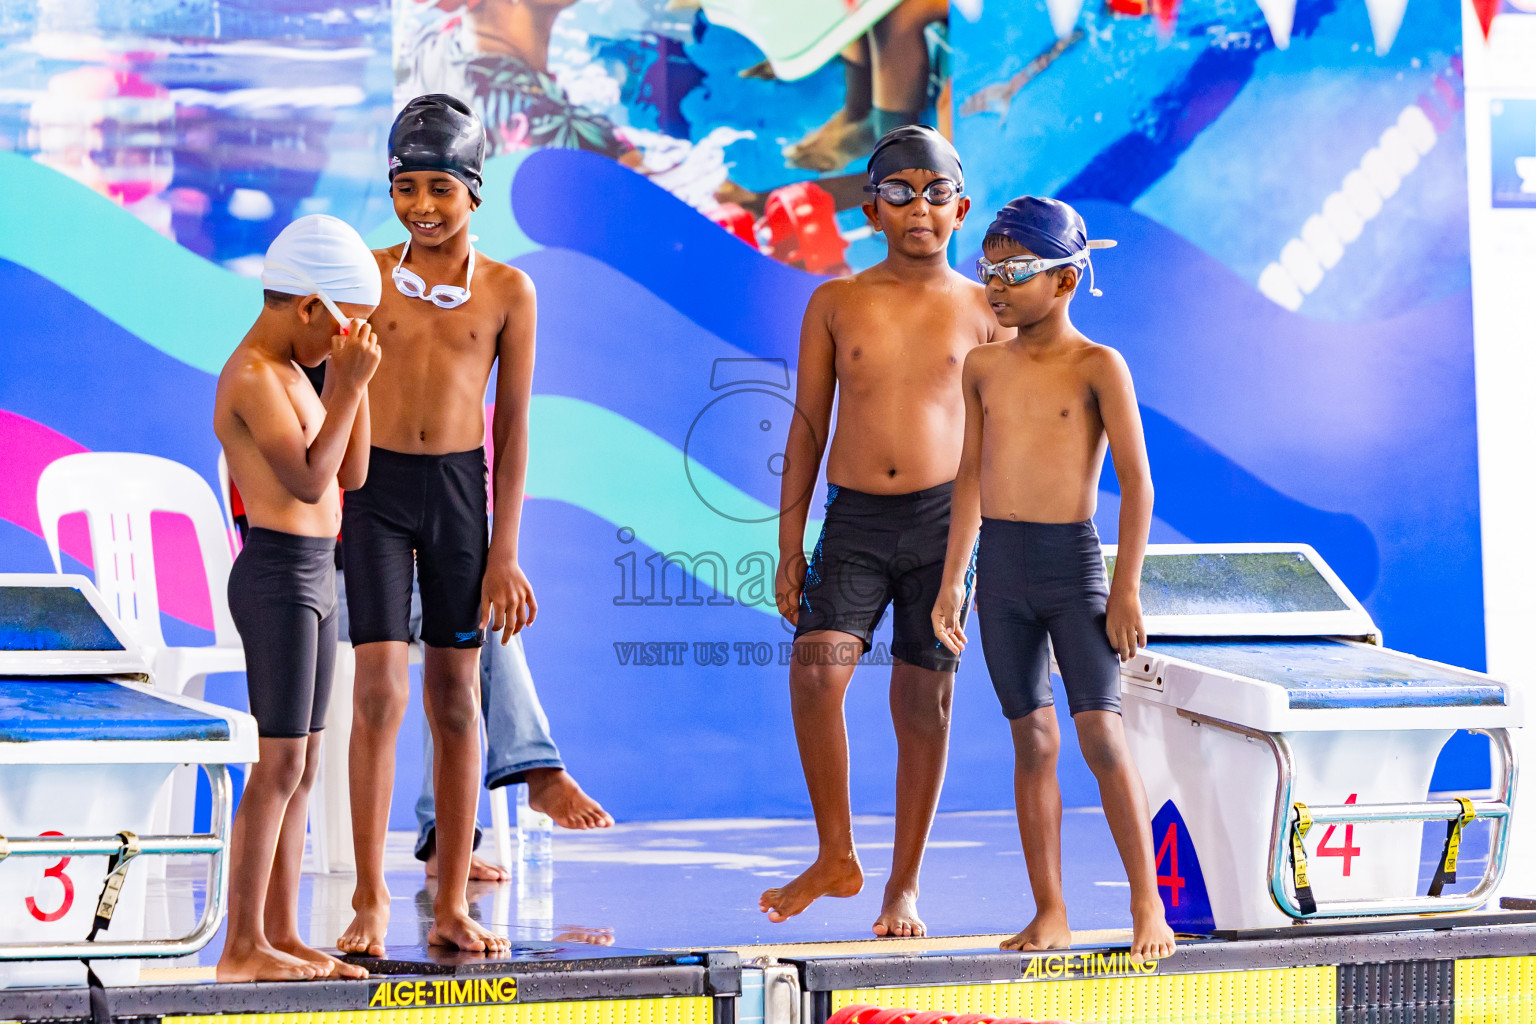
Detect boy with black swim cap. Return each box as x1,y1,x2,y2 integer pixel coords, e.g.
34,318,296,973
213,214,381,982
931,195,1175,961
339,94,604,956
765,125,1008,937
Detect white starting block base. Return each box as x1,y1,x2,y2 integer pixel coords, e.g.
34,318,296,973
0,763,172,988
1125,699,1453,932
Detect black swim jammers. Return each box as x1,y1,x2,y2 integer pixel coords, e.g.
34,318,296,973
975,518,1122,719
341,446,489,649
227,528,339,739
795,480,972,673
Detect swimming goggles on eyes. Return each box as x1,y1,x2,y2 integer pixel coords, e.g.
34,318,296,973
975,240,1117,295
862,179,963,206
393,238,475,308
263,262,353,333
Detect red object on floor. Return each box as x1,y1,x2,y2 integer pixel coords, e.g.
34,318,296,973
757,181,850,276
707,202,760,248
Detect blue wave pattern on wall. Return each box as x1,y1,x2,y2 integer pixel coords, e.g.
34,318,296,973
512,149,820,362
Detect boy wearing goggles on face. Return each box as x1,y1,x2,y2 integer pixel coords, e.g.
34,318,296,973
766,125,1009,938
338,93,602,958
931,196,1175,962
213,215,381,982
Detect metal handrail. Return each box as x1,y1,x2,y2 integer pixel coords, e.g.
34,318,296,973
0,763,232,961
1176,711,1520,921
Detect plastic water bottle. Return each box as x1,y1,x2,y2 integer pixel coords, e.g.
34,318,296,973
516,785,555,934
516,784,554,866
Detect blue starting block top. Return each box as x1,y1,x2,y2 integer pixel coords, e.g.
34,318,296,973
1147,639,1506,710
0,678,231,742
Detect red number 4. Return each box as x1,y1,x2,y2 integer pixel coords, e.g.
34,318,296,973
26,830,75,923
1155,822,1185,906
1316,793,1362,876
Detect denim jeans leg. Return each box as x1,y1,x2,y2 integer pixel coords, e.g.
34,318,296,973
482,632,565,789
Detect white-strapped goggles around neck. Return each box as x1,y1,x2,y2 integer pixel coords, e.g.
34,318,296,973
975,239,1117,296
263,261,353,333
393,237,475,308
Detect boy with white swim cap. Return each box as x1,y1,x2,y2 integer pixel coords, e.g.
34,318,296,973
213,214,382,982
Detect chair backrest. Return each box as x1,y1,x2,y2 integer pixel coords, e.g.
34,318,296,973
36,452,239,651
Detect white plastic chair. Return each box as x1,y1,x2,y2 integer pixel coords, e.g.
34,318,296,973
36,451,247,842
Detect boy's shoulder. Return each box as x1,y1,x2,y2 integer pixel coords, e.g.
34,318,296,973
473,249,534,298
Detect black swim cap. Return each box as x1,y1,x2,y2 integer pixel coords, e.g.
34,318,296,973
866,124,963,188
389,94,486,203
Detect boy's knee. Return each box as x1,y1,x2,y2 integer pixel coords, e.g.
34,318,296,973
1010,712,1060,768
1075,716,1131,775
789,660,852,702
353,681,409,731
427,691,480,740
255,743,308,793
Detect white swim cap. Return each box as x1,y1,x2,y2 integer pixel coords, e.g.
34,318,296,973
261,214,381,306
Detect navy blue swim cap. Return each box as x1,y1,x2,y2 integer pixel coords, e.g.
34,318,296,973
985,196,1086,260
389,94,486,203
867,124,963,187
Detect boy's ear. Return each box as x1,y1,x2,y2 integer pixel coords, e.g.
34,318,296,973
1056,265,1079,297
296,295,320,325
952,195,970,228
862,199,882,234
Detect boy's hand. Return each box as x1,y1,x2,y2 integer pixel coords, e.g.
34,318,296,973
776,552,806,624
931,581,969,655
1105,586,1145,662
331,320,381,388
480,555,537,645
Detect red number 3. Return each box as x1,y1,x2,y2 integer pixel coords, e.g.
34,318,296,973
26,831,74,923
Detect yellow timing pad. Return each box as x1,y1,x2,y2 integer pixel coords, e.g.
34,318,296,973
834,966,1337,1023
167,995,713,1024
1456,956,1536,1024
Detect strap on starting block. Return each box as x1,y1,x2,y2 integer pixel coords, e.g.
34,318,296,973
1428,797,1476,897
0,834,9,863
82,831,142,1024
1289,803,1317,916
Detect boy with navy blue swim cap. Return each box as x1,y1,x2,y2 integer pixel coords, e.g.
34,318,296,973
931,196,1175,961
765,126,1009,937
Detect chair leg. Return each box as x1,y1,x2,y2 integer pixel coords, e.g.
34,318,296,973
489,783,514,870
307,737,330,875
322,642,357,873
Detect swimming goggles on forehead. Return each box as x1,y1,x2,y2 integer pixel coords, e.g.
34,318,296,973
975,240,1117,295
862,178,963,206
393,237,475,308
263,262,353,333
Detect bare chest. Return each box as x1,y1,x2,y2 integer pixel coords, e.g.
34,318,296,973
285,373,326,444
832,305,972,393
981,360,1096,431
369,290,502,380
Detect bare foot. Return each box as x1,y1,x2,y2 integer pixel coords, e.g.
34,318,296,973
526,769,614,830
337,895,389,959
872,888,925,937
426,849,510,882
1129,899,1177,961
1000,906,1073,951
428,909,512,953
783,109,876,172
759,853,863,923
270,937,370,979
216,941,322,982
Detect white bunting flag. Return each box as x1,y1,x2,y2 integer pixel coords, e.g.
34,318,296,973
1255,0,1296,48
1044,0,1086,38
1363,0,1410,53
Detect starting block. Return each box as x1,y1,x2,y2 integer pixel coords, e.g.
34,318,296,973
0,574,256,987
1113,545,1522,933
